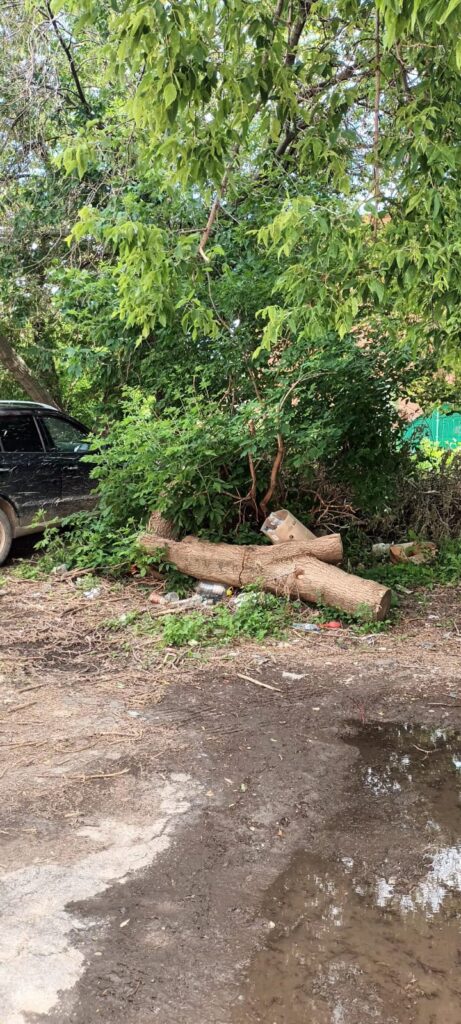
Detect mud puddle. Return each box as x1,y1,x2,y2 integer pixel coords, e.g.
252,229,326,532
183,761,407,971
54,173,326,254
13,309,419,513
235,723,461,1024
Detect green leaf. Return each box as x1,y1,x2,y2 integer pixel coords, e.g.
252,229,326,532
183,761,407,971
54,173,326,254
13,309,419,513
382,12,397,49
164,82,177,108
369,279,385,302
438,0,461,24
456,37,461,69
432,191,441,217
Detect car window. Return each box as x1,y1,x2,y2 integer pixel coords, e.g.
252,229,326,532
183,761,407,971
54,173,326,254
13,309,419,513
0,415,44,453
42,416,89,453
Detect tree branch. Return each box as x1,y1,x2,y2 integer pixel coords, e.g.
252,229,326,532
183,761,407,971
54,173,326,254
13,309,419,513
198,0,288,259
395,42,411,102
198,171,230,262
45,1,92,116
275,64,360,158
373,9,381,236
260,434,285,518
0,331,61,408
285,0,313,66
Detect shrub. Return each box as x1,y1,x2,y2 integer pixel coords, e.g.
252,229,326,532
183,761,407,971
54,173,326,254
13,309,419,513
370,446,461,545
40,331,423,569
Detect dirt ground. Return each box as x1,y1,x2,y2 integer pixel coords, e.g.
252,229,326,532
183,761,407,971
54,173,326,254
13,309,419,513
1,570,460,1024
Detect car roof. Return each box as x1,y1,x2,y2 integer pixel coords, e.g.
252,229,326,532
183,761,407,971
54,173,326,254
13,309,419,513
0,400,59,413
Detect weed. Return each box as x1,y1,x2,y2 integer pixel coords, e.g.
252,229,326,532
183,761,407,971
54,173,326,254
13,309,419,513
358,538,461,590
103,589,295,646
315,601,393,632
75,573,100,590
104,610,141,630
144,591,295,648
160,612,209,647
9,561,45,580
149,547,194,597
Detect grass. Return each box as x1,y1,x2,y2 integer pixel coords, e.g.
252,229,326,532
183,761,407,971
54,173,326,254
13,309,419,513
103,587,394,649
8,560,45,580
104,591,297,646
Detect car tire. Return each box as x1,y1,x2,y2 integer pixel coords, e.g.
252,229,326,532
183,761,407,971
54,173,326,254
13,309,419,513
0,509,13,565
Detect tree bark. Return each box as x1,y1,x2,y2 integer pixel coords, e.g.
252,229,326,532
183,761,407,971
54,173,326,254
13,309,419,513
139,532,391,620
0,332,61,408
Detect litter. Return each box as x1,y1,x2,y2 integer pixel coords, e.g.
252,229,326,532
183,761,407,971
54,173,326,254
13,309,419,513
195,582,227,603
229,592,254,608
372,543,391,559
390,541,437,565
149,595,206,616
372,540,437,565
261,508,316,544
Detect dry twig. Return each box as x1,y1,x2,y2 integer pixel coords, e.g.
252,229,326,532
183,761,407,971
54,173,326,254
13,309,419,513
236,672,282,692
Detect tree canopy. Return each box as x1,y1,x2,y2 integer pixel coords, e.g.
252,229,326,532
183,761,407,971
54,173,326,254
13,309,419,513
1,0,461,543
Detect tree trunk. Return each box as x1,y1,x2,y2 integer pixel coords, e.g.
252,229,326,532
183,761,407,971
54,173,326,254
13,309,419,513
0,332,61,408
141,530,343,567
139,532,391,620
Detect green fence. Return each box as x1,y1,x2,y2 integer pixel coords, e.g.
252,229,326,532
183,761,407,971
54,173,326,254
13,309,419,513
405,409,461,449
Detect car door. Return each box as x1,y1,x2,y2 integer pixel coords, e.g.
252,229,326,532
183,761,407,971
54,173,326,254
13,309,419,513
38,414,95,516
0,413,61,526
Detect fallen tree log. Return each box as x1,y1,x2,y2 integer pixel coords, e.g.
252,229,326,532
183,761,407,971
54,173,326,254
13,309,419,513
141,531,342,566
138,532,391,621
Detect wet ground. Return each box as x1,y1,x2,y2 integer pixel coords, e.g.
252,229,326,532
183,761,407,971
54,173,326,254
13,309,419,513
235,724,461,1024
1,576,461,1023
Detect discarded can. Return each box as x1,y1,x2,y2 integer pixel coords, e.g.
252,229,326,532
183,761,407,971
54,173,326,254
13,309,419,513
195,582,227,604
51,563,68,576
321,620,342,630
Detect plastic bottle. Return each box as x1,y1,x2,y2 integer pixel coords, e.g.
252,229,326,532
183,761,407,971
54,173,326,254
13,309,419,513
195,582,227,603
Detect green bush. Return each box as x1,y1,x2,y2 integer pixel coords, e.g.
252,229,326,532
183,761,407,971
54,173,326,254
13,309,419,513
50,329,418,568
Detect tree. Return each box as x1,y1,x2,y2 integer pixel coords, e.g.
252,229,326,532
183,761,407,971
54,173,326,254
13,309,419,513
53,0,461,371
0,332,60,407
1,0,459,545
0,2,111,409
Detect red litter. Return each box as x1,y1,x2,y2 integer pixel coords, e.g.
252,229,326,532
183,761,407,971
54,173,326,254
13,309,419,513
321,620,342,630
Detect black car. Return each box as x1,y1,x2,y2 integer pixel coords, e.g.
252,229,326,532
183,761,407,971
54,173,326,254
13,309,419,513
0,401,95,564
